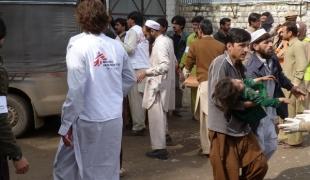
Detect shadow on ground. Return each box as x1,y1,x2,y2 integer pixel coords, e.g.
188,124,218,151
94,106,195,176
265,165,310,180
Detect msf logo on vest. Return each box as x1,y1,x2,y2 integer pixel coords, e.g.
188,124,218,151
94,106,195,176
94,52,107,67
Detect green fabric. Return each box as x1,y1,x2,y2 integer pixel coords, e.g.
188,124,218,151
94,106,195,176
232,107,266,124
180,32,197,75
303,37,310,43
233,78,281,124
303,38,310,81
243,79,280,107
304,66,310,81
179,32,198,112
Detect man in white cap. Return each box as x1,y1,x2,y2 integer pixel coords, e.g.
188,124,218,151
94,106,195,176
137,20,176,160
245,28,305,159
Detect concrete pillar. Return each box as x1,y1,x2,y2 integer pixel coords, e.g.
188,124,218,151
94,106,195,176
166,0,177,31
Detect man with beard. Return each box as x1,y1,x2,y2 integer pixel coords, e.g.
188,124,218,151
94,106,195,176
138,20,176,160
280,21,308,146
245,29,305,159
114,18,127,42
208,28,268,180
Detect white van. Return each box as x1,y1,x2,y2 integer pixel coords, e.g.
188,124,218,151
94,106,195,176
0,0,80,137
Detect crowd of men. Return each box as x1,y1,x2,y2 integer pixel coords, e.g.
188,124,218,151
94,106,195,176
1,0,309,179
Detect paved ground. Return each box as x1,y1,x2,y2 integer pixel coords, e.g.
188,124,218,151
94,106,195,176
9,111,310,180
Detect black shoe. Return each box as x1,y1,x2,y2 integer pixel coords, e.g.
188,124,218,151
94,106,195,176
146,149,168,160
129,128,146,136
166,134,173,146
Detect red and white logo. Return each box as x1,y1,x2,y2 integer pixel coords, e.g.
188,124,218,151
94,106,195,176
94,52,107,66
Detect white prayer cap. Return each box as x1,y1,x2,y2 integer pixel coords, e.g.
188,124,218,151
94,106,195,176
145,20,160,31
250,29,268,44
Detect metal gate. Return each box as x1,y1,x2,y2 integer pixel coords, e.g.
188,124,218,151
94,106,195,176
109,0,166,19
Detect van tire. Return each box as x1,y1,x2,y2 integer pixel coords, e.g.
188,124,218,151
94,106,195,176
7,94,32,137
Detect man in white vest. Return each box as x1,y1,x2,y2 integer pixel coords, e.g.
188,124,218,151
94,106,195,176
137,20,176,160
53,1,136,179
122,11,150,135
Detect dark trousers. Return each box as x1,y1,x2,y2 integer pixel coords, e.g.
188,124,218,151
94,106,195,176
0,158,9,180
175,72,183,109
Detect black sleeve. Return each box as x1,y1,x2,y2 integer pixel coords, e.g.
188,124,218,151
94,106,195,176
0,66,22,160
0,114,22,160
273,57,293,90
0,67,8,96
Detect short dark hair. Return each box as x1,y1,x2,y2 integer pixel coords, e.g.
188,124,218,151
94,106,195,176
199,19,213,35
212,77,242,115
283,21,298,37
262,12,272,17
171,15,186,29
114,18,128,30
128,11,144,26
0,17,6,39
226,28,251,44
248,13,261,25
220,18,231,26
76,0,109,34
191,16,204,23
156,18,168,29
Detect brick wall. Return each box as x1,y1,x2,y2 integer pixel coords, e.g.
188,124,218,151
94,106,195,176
177,2,310,35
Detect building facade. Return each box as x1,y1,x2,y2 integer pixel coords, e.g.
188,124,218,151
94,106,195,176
169,0,310,34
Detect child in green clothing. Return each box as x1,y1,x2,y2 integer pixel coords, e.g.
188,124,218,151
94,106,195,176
213,75,289,131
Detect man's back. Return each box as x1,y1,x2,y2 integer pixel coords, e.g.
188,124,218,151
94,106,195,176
213,30,227,44
185,37,225,83
66,33,132,121
124,25,150,70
